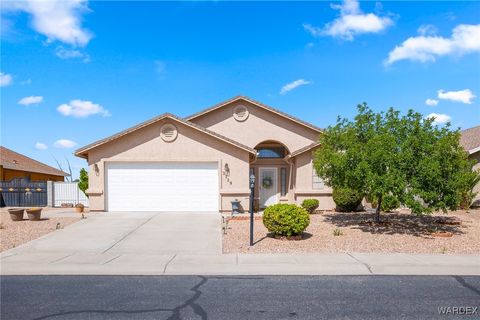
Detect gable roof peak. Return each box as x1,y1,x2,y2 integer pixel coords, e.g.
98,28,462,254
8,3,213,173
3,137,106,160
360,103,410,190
186,95,323,133
74,112,255,159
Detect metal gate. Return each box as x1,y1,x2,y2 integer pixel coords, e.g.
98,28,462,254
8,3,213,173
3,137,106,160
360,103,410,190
0,178,47,207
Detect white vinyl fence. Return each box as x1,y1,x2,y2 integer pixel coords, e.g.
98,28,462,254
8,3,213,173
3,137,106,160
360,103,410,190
51,182,89,207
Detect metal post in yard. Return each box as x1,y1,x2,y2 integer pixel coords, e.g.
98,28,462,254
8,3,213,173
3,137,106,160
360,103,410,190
249,174,255,246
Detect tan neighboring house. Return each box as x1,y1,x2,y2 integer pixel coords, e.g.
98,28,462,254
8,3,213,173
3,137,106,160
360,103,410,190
460,125,480,206
75,96,333,212
0,146,69,181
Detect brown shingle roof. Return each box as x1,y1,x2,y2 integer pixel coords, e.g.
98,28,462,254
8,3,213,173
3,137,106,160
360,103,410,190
0,146,69,177
186,95,324,133
460,125,480,154
75,113,256,158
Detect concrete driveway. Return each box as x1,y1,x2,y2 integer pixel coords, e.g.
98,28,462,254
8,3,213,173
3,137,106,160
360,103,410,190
4,212,222,255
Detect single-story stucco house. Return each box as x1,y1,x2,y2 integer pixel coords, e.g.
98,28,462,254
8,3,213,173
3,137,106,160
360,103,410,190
1,146,69,182
75,96,332,213
460,125,480,207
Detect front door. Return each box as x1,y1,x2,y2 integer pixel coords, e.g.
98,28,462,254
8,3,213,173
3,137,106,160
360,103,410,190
259,167,278,208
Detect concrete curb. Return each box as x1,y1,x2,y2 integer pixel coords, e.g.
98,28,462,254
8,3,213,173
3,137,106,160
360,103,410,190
2,252,479,276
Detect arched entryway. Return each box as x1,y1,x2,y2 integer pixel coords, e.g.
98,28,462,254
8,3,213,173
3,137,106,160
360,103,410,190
251,141,291,210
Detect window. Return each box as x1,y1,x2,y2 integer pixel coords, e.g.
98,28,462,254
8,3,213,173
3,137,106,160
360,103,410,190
257,147,285,158
312,168,324,190
280,167,287,196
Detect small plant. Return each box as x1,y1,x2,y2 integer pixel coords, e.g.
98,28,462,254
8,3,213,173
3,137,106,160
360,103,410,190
440,246,448,254
301,199,319,214
262,204,310,237
333,228,343,236
56,222,61,230
333,187,363,212
0,222,5,229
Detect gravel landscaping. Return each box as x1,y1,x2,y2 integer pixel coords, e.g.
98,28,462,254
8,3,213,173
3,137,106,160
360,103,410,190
0,208,81,252
223,209,480,254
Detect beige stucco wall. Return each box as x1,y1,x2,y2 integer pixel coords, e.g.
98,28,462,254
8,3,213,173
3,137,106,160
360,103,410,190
190,100,320,152
293,150,334,210
85,118,251,211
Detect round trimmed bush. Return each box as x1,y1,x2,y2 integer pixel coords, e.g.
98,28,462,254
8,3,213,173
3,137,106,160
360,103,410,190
301,199,319,214
262,204,310,236
333,187,363,212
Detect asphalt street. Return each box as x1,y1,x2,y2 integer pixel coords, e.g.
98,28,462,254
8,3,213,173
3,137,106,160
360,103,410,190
1,275,479,320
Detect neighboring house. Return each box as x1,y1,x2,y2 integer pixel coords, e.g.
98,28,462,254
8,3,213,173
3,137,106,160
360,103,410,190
460,125,480,206
0,146,69,182
75,96,333,212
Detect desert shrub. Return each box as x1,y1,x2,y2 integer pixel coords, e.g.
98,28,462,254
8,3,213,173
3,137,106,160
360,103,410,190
262,204,310,236
333,187,363,212
301,199,319,214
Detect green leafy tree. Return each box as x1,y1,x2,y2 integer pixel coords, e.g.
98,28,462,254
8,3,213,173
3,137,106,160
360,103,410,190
314,103,478,222
78,168,89,197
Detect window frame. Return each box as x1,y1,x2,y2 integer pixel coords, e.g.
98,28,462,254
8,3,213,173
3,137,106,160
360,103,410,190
256,146,286,159
312,166,324,190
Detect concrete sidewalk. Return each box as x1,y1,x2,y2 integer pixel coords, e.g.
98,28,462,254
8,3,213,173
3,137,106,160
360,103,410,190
1,211,479,276
1,251,479,275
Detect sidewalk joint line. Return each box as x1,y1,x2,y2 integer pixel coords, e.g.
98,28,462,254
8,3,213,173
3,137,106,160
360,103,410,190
102,254,122,265
101,215,156,254
347,253,373,274
163,254,177,274
50,253,75,264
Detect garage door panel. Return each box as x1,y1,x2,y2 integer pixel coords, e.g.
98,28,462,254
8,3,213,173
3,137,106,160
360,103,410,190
106,162,219,212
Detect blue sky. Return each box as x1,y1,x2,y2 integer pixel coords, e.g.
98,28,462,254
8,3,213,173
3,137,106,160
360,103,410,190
1,1,479,179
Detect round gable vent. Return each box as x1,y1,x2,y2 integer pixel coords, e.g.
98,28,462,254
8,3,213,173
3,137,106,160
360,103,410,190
233,105,249,122
160,123,178,142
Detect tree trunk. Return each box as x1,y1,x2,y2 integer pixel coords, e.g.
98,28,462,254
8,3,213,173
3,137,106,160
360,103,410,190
375,195,382,223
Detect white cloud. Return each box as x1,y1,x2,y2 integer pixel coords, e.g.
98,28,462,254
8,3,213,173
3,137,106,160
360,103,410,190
437,89,476,104
280,79,311,95
35,142,48,150
304,0,393,41
18,96,44,106
0,72,13,87
426,113,451,125
54,139,77,149
55,46,90,62
3,0,92,47
57,100,110,118
417,24,438,36
385,24,480,65
425,98,439,106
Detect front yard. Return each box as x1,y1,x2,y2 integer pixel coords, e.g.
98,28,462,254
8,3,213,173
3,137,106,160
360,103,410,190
0,208,81,252
223,209,480,254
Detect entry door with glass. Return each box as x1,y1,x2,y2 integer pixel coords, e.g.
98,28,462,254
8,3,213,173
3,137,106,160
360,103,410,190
259,167,278,208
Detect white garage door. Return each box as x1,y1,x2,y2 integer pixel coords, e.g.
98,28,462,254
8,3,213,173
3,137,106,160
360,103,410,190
106,162,219,212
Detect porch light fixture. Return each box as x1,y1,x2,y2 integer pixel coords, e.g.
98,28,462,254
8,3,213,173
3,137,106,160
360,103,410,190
94,163,99,176
224,163,230,177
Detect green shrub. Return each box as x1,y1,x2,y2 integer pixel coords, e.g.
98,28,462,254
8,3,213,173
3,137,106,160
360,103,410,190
333,187,363,212
301,199,319,214
381,195,400,212
262,204,310,236
369,194,400,212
